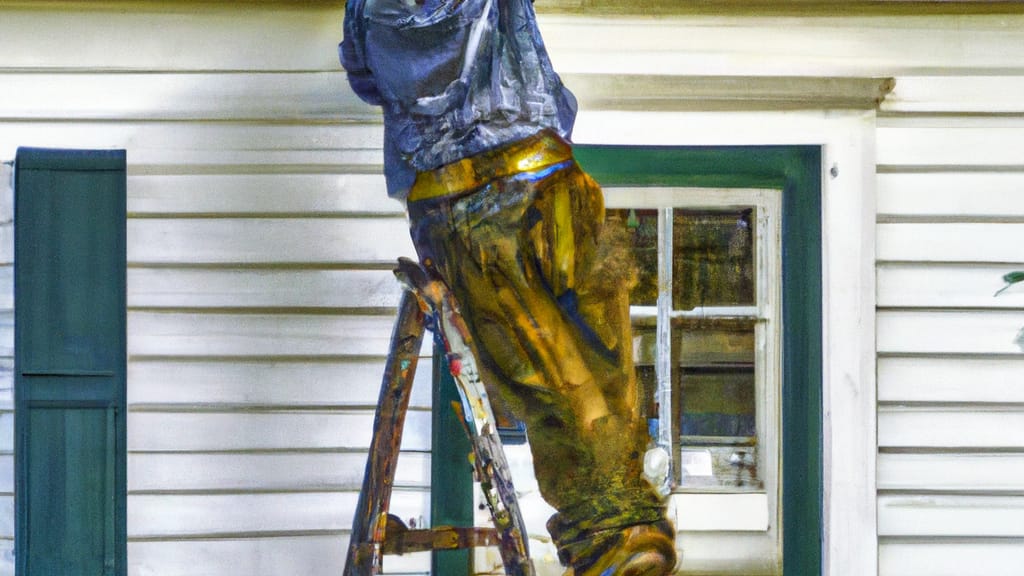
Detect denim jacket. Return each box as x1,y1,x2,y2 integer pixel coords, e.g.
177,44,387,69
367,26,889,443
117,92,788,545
340,0,577,198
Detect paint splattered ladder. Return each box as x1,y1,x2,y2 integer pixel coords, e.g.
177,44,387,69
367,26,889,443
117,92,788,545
344,258,535,576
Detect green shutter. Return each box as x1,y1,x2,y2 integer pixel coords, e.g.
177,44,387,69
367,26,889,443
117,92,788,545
14,148,127,576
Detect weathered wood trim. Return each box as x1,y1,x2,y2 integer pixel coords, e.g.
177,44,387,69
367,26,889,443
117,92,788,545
568,74,895,111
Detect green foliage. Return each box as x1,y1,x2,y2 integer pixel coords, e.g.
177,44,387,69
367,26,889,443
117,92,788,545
994,271,1024,297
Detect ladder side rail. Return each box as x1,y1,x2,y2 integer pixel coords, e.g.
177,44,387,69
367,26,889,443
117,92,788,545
343,291,427,576
430,279,536,576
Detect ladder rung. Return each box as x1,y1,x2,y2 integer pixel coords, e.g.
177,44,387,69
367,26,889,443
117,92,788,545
381,525,502,555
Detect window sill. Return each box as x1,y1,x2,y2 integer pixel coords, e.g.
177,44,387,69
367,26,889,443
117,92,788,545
669,492,770,532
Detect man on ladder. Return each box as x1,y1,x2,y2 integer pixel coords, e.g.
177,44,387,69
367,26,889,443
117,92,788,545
340,0,677,573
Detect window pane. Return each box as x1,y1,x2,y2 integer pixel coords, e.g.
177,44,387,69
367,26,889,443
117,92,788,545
674,318,761,490
607,208,659,306
672,209,754,310
679,369,755,438
613,204,766,491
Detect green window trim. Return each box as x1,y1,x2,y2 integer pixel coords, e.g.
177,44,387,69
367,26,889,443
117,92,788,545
577,145,823,576
431,351,476,575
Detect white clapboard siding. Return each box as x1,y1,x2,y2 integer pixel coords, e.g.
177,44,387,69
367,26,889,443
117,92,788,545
877,264,1024,309
876,100,1024,575
128,359,433,409
128,451,431,493
130,535,428,576
882,76,1024,115
0,359,9,410
127,410,431,453
878,495,1024,538
0,269,9,311
877,173,1024,219
876,310,1024,355
0,231,10,267
0,415,11,454
0,540,9,576
0,457,8,494
877,223,1024,264
0,164,9,553
0,20,412,576
879,541,1024,576
128,218,414,265
127,491,429,538
0,312,10,359
127,173,398,216
128,312,424,358
542,14,1024,77
0,165,9,223
877,119,1024,168
129,268,406,310
0,72,373,122
0,122,384,155
0,5,401,576
878,453,1024,492
0,122,384,171
878,407,1024,449
0,497,10,538
0,170,9,270
879,356,1024,404
0,5,347,73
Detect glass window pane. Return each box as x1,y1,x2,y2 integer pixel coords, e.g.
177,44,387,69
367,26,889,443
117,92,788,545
672,209,755,310
607,208,659,306
673,318,760,490
631,324,659,418
614,203,767,492
679,369,755,438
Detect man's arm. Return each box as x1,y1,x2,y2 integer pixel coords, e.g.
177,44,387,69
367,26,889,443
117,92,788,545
339,0,384,106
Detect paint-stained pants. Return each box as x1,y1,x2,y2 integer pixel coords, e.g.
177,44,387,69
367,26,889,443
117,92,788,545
406,130,666,562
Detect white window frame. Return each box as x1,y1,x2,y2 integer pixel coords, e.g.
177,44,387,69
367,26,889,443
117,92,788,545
607,186,783,569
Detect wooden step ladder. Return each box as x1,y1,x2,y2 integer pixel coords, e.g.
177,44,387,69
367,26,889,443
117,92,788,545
343,258,535,576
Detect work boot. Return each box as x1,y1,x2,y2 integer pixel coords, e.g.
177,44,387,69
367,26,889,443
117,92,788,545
560,520,677,576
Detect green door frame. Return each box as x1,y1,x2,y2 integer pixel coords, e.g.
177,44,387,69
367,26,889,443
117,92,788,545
430,144,823,575
14,148,128,576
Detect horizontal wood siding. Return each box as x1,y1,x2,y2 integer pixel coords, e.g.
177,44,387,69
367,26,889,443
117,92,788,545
877,91,1024,573
0,163,10,574
128,536,430,576
127,452,431,493
0,7,427,574
879,542,1024,576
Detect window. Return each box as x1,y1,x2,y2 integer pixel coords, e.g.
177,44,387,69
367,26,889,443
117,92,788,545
607,186,780,498
605,187,782,570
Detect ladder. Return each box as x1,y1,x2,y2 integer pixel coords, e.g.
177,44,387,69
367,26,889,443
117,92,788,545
344,258,535,576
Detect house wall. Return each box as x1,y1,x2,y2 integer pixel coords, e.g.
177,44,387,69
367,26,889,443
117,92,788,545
0,4,433,575
875,85,1024,574
0,163,11,572
1,3,1023,576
